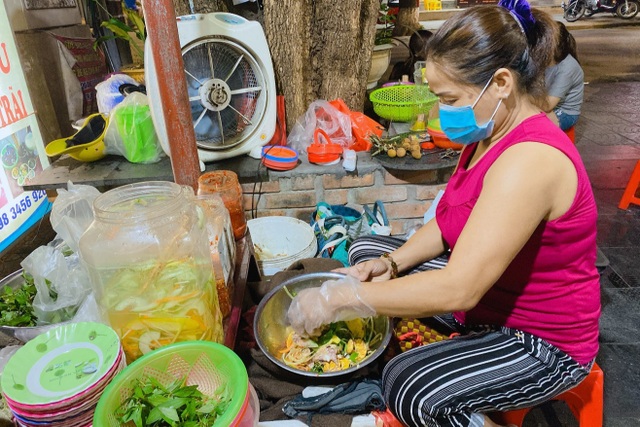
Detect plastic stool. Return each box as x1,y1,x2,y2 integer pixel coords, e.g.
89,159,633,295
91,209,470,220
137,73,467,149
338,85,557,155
564,125,576,144
495,363,604,427
619,159,640,210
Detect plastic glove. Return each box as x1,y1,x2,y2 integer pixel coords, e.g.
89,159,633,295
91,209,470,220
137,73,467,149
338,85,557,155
334,258,393,282
287,275,376,337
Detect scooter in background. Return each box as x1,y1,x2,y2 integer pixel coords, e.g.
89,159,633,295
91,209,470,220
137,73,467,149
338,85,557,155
563,0,638,21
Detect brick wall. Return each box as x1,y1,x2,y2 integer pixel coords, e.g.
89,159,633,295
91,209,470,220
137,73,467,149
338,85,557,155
240,166,450,237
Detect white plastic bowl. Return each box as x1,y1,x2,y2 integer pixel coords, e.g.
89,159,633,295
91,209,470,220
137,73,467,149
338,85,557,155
247,216,317,276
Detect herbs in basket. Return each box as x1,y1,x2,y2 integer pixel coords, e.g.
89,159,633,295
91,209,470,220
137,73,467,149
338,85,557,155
115,376,231,427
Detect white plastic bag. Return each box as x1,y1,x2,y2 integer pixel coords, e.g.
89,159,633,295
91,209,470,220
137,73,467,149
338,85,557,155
287,100,353,154
95,73,139,115
104,92,165,164
21,246,92,325
50,182,101,253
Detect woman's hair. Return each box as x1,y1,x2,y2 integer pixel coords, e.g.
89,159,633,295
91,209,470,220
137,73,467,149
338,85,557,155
425,6,556,107
556,21,579,63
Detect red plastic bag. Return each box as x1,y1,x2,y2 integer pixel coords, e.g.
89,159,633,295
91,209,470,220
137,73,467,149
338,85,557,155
329,99,382,152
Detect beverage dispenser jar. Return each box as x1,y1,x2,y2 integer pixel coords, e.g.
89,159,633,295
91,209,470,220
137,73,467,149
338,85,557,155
196,194,236,318
197,171,247,240
79,181,223,363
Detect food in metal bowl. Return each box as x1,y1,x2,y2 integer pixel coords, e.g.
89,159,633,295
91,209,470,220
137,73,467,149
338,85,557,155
254,272,392,377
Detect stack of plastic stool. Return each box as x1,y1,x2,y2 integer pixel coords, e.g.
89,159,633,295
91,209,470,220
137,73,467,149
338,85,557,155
619,159,640,210
424,0,442,9
494,362,604,427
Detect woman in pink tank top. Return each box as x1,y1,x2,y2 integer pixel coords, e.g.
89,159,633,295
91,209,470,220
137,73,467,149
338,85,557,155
286,2,599,426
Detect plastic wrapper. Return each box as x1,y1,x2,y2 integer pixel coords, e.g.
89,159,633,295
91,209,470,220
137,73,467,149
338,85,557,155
50,182,101,253
95,73,140,115
288,100,353,154
20,246,92,325
104,92,165,164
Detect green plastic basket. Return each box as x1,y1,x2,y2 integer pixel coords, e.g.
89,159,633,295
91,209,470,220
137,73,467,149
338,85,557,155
369,84,438,122
94,341,250,427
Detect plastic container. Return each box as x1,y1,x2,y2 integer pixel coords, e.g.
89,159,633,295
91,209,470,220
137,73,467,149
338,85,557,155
93,341,259,427
79,181,223,363
197,194,236,318
198,171,247,240
247,216,317,276
427,119,464,150
369,85,438,122
113,104,158,163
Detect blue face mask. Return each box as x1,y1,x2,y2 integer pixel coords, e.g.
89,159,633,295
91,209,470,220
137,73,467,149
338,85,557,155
438,77,503,145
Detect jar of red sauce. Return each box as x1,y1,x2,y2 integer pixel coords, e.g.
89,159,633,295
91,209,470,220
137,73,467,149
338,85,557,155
197,170,247,240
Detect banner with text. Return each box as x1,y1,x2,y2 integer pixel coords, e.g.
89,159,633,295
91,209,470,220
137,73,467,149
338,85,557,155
0,4,52,253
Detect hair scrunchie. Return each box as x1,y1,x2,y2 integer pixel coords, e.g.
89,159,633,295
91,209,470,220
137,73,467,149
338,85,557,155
498,0,537,43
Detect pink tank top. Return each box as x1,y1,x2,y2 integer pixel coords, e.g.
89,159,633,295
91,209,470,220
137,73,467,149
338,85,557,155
436,113,599,365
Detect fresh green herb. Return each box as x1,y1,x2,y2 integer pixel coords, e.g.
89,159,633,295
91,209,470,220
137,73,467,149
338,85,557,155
115,376,231,427
0,273,38,327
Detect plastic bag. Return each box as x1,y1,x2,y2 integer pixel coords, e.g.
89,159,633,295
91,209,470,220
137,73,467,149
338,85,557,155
104,92,165,164
329,99,382,152
20,245,92,325
50,182,100,253
288,100,353,154
95,73,140,115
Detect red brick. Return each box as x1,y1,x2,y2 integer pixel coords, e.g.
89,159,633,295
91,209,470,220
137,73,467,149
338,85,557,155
324,189,349,205
290,208,317,222
416,185,447,200
384,170,438,185
384,202,428,219
290,176,316,190
241,181,280,193
352,186,407,205
263,191,317,209
322,173,375,189
254,209,287,217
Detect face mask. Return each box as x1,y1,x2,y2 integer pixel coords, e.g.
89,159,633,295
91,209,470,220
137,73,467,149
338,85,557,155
438,77,503,145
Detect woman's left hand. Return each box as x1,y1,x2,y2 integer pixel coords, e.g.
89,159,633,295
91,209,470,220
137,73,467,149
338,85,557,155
333,258,393,282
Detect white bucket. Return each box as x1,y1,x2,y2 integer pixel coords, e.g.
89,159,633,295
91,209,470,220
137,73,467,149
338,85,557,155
247,216,317,276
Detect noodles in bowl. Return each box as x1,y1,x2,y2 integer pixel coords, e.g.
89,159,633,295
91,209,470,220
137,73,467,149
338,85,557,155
254,272,392,377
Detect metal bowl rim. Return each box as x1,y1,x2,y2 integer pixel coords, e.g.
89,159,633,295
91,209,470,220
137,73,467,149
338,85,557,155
253,272,392,378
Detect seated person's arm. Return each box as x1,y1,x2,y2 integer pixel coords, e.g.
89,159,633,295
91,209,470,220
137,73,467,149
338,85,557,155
362,142,577,318
545,95,561,112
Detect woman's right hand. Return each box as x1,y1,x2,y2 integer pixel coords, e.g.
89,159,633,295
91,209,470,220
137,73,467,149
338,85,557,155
333,258,393,282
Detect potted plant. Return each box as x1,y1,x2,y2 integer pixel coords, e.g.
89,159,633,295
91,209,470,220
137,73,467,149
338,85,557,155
94,2,146,82
368,1,396,90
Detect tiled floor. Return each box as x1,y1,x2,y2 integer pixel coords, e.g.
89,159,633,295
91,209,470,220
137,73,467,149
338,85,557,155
1,81,639,426
521,82,640,426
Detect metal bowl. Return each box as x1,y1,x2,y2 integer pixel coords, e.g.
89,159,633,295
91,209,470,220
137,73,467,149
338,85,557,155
254,272,392,377
0,269,70,342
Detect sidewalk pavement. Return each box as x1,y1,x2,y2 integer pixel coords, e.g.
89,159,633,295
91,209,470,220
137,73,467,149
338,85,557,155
420,9,640,31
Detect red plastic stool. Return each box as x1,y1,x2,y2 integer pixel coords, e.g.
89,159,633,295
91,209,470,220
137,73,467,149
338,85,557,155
619,159,640,210
495,363,604,427
564,125,576,144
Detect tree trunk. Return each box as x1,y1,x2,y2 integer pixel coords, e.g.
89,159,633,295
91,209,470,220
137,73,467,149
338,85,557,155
394,0,420,36
263,0,379,131
172,0,228,17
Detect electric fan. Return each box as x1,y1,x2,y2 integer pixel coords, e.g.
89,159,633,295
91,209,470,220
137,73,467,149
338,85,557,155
145,13,277,162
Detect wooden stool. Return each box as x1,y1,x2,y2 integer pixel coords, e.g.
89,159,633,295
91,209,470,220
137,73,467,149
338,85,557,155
564,125,576,144
495,363,604,427
619,159,640,210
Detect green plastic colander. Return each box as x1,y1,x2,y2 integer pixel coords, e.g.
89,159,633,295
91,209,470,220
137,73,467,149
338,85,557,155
369,84,438,122
94,341,251,427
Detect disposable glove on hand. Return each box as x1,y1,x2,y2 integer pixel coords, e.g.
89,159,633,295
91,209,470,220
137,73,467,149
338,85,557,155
286,275,376,337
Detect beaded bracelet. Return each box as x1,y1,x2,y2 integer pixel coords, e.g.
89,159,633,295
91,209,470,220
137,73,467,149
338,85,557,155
381,253,399,279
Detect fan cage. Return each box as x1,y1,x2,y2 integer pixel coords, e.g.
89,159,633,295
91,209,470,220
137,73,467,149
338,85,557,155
182,36,267,151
